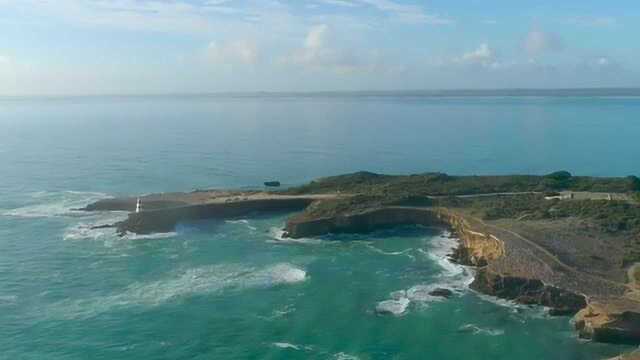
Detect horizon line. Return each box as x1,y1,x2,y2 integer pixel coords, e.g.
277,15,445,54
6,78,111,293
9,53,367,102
3,87,640,99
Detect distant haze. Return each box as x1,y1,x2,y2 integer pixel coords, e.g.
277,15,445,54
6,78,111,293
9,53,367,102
1,0,639,95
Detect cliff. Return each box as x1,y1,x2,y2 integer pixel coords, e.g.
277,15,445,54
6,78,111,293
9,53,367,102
118,197,320,234
286,206,588,314
575,300,640,344
82,172,640,349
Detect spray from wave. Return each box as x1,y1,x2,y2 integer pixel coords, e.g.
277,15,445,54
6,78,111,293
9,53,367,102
458,324,505,336
267,227,325,245
50,262,307,319
225,219,257,231
376,231,474,315
2,191,111,218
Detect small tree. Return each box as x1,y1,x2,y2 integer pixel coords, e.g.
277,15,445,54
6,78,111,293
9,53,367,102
628,175,640,192
545,171,572,181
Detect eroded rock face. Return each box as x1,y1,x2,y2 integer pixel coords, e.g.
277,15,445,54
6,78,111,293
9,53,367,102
441,211,504,267
575,301,640,344
606,350,640,360
285,207,445,239
471,268,587,315
117,198,314,235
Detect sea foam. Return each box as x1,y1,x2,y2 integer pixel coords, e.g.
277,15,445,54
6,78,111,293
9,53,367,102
267,227,325,245
377,231,474,315
2,191,111,218
458,324,505,336
50,262,307,319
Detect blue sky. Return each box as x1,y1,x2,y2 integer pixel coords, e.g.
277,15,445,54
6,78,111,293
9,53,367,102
0,0,638,95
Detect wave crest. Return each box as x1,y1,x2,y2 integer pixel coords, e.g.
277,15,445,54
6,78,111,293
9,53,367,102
50,262,306,319
2,191,111,218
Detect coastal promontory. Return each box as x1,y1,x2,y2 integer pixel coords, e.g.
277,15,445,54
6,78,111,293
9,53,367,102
84,171,640,348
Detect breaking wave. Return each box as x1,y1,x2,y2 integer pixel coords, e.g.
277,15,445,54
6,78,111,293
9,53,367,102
63,212,128,241
376,231,474,315
271,342,313,351
50,263,306,319
2,191,111,218
375,297,411,316
458,324,505,336
333,352,360,360
0,295,17,306
121,232,178,241
267,227,325,245
366,244,414,257
272,342,301,350
225,219,257,231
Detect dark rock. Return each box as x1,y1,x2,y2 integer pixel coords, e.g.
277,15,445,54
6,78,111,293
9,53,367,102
471,268,587,315
90,224,116,230
429,288,454,298
264,181,281,187
548,308,576,316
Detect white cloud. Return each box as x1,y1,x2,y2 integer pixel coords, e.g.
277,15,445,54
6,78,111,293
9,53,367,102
0,55,10,65
282,24,372,73
318,0,452,24
319,0,359,7
583,56,619,71
361,0,451,24
0,0,258,34
454,43,500,69
523,30,564,57
566,16,617,27
206,40,258,65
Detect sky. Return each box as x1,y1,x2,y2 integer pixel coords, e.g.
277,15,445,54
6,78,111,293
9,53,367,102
0,0,639,95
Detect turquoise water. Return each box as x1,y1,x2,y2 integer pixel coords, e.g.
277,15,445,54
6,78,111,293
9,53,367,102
1,95,638,359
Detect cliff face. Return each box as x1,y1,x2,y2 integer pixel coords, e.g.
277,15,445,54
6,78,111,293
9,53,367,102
471,269,586,314
435,209,504,267
285,207,444,238
286,206,586,315
286,207,506,268
118,198,314,234
575,301,640,344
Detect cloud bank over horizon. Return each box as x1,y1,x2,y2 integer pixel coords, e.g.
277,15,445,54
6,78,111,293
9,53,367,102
0,0,637,95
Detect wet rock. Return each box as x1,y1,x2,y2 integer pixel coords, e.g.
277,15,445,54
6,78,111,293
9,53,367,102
471,268,587,315
429,288,454,298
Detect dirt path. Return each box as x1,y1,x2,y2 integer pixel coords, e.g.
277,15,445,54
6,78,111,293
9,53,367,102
391,205,629,293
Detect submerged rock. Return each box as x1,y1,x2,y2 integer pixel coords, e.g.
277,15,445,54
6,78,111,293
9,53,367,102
429,288,454,298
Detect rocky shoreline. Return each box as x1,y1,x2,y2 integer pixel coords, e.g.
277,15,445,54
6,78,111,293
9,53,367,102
285,207,589,314
81,172,640,352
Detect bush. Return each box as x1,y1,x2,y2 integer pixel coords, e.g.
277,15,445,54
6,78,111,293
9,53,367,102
628,176,640,192
545,171,572,181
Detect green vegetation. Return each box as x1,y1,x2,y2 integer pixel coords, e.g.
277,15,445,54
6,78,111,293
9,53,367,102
289,171,640,268
629,176,640,192
302,193,434,219
287,171,638,196
442,195,640,233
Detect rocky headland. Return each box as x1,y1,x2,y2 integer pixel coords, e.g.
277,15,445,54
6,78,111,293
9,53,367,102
83,171,640,350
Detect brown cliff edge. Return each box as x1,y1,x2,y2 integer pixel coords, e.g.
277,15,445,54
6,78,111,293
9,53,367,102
82,172,640,351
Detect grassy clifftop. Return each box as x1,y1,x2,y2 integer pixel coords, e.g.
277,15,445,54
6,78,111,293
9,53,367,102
287,171,640,196
286,171,640,265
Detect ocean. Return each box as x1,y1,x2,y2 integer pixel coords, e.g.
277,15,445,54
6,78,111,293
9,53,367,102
1,94,638,359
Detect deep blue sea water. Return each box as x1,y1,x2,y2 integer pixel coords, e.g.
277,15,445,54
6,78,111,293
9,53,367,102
1,95,639,359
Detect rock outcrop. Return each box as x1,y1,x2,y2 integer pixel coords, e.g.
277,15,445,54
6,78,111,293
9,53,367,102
575,300,640,344
471,268,586,315
83,182,640,348
118,198,315,234
286,205,586,314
